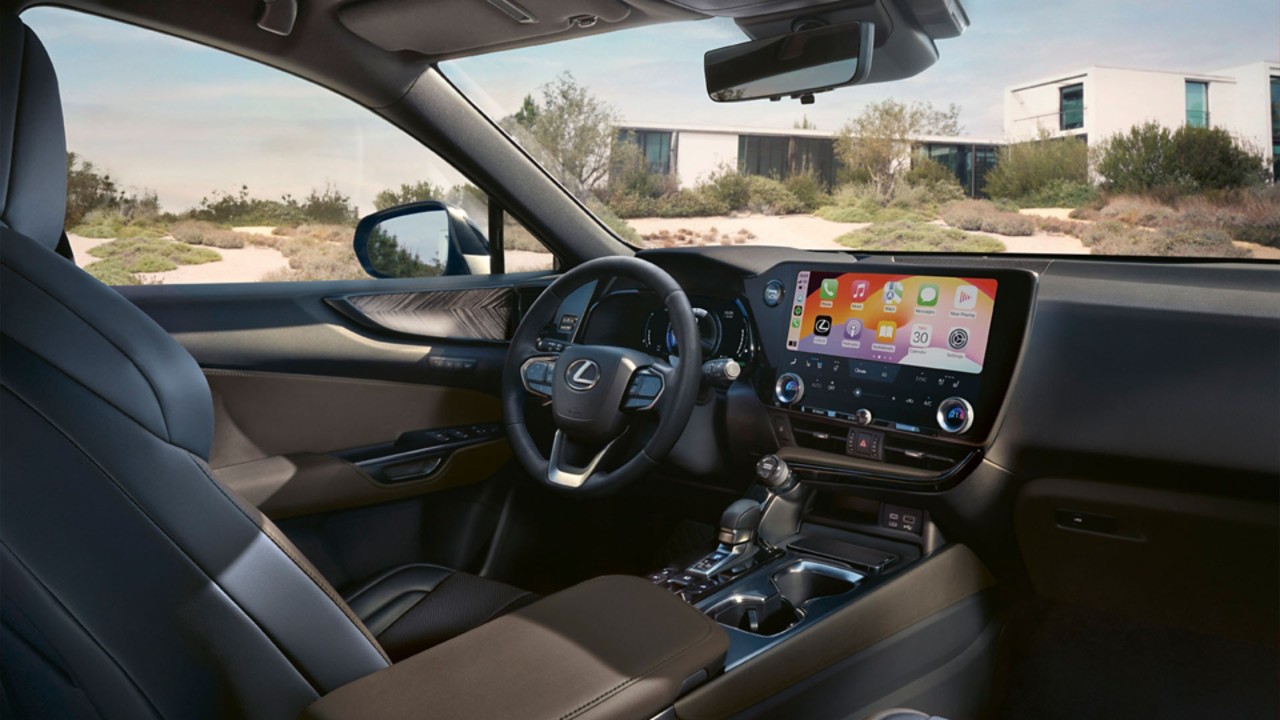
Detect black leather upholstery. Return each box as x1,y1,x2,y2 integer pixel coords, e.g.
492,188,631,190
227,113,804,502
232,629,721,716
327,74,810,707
344,564,537,661
0,13,66,248
864,710,948,720
0,11,528,719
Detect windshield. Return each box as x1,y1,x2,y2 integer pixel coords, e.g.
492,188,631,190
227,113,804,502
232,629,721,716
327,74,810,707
442,3,1280,259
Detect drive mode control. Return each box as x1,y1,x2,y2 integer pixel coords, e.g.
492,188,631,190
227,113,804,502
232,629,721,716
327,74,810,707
774,372,804,405
937,397,974,434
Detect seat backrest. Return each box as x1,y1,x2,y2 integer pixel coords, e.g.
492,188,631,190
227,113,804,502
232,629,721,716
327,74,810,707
0,12,390,720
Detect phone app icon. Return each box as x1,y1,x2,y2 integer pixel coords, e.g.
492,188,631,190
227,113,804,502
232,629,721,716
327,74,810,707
851,280,870,301
845,319,862,338
910,323,933,347
819,279,839,300
877,321,897,341
883,281,905,305
917,284,940,307
814,316,832,336
791,317,801,329
954,285,978,310
948,327,969,350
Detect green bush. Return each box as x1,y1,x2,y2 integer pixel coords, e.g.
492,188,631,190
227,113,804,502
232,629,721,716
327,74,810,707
84,260,141,286
170,220,251,248
815,182,945,223
72,208,169,239
607,189,728,219
835,221,1006,253
1080,220,1248,258
904,157,958,186
984,134,1090,202
702,167,752,211
940,200,1035,236
783,170,831,212
1094,122,1266,195
745,176,805,215
1015,179,1099,208
87,237,221,273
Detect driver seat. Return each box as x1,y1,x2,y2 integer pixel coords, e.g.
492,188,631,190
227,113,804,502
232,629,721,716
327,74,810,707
0,12,530,717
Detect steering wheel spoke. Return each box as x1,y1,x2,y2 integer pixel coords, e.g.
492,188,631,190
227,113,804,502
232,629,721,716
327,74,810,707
519,354,559,398
547,430,618,488
621,361,669,411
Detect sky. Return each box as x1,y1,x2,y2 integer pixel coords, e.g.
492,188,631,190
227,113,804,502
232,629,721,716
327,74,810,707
23,0,1279,214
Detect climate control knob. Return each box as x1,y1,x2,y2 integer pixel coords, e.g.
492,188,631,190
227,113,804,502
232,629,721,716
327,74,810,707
774,372,805,405
937,397,975,434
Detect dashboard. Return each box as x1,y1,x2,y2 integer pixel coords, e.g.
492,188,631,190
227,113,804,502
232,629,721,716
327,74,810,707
579,292,756,365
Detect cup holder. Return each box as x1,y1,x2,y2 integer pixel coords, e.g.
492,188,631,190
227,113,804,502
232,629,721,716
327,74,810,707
708,559,863,637
711,595,802,636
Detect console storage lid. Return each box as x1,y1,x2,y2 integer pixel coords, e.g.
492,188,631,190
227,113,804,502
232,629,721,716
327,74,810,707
302,575,729,720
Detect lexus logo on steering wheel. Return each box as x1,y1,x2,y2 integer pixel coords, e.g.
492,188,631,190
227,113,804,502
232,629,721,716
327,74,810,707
565,358,601,391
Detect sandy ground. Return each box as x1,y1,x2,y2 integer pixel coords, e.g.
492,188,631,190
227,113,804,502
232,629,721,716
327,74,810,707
1018,208,1078,220
69,232,290,283
1235,241,1280,259
628,213,1092,255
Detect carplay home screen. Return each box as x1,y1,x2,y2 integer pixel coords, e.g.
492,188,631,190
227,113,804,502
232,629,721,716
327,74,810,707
785,271,998,374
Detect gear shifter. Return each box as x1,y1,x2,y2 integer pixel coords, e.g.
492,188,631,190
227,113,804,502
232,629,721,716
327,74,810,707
688,499,763,578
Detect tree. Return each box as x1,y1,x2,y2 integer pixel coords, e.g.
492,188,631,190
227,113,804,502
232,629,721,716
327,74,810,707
835,100,962,196
65,152,123,228
793,115,817,130
374,181,445,211
513,95,539,129
1093,122,1266,195
523,72,619,192
983,129,1090,201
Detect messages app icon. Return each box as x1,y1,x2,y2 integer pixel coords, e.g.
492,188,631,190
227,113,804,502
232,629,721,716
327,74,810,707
917,283,939,307
819,278,839,300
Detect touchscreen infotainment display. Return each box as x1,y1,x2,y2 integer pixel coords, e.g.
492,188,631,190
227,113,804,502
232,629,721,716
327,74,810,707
785,271,998,374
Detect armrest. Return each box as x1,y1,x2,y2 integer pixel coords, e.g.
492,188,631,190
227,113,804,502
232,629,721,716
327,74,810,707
302,575,729,720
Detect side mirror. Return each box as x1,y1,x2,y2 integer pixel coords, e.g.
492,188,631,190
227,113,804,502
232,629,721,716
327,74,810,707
705,22,875,102
353,201,490,279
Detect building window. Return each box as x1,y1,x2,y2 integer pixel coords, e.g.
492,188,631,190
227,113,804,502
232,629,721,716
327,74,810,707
739,135,790,179
1270,76,1279,181
1186,81,1209,128
631,130,672,174
1060,84,1084,131
792,138,838,188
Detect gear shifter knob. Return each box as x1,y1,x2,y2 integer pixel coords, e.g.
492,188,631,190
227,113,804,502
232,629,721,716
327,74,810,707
756,454,793,491
718,498,762,546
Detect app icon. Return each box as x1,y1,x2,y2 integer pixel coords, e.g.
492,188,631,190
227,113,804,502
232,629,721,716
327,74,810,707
883,281,905,305
792,304,803,316
851,280,870,301
814,316,832,336
954,284,978,310
948,327,969,350
917,283,939,307
791,317,801,329
910,323,933,347
877,321,897,341
844,319,862,338
819,279,838,300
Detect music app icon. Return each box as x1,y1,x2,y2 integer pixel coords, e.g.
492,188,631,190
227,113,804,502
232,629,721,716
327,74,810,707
851,280,870,301
954,285,978,310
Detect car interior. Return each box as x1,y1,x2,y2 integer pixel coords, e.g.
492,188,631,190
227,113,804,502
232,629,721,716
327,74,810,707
1,0,1278,719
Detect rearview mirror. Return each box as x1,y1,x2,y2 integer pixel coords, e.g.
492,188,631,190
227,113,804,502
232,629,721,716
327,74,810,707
705,22,875,102
353,201,490,278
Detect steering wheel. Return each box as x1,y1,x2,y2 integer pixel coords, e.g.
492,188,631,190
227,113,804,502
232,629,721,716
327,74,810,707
502,257,702,495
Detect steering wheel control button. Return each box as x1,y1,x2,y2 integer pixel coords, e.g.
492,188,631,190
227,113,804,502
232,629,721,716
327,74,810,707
763,279,785,307
937,396,975,434
853,408,873,426
774,372,805,405
521,359,556,396
535,337,567,353
623,370,664,410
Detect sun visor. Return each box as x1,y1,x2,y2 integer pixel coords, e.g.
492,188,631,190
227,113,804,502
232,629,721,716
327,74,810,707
338,0,644,56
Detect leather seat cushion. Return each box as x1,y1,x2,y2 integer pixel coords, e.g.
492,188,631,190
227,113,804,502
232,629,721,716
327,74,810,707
343,564,537,661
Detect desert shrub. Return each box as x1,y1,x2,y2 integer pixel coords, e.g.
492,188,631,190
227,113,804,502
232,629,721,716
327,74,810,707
783,170,831,211
1098,196,1178,227
373,181,444,211
170,220,252,248
1094,122,1267,196
1015,179,1099,208
940,200,1035,236
583,197,643,244
702,166,752,211
835,222,1006,253
1080,221,1248,258
1033,215,1086,236
745,176,805,215
72,208,169,239
905,157,957,186
87,237,221,273
607,189,728,219
815,182,944,223
84,260,141,286
265,232,370,282
984,134,1089,201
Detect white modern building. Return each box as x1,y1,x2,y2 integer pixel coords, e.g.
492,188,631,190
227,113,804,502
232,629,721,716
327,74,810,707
615,123,1005,197
1004,61,1280,178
